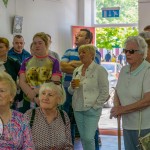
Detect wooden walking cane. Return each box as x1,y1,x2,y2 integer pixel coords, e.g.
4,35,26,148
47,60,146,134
117,116,121,150
114,91,121,150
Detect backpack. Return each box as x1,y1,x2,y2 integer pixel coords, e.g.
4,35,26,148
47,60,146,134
30,108,66,128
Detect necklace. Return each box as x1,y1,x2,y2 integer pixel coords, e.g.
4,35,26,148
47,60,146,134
3,110,13,141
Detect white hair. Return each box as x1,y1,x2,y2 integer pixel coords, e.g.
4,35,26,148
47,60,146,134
39,82,66,105
124,36,148,59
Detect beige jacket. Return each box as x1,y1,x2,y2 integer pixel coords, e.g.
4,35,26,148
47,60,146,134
68,61,109,110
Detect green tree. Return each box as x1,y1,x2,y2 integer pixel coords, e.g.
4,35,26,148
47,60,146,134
96,27,138,50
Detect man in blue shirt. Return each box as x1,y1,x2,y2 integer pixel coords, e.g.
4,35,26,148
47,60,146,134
105,51,111,62
8,35,31,64
61,28,101,149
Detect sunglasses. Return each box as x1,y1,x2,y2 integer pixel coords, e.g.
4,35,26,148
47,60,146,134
123,49,140,54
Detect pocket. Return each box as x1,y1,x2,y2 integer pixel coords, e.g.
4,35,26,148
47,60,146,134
86,108,102,117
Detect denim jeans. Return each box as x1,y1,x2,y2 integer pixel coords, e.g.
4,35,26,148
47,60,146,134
74,108,102,150
123,128,150,150
63,88,100,150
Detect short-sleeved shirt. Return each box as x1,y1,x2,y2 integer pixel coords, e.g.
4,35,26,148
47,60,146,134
116,60,150,130
19,55,60,101
61,47,101,88
0,110,34,149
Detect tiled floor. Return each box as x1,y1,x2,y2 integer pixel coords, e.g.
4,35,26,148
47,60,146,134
74,135,125,150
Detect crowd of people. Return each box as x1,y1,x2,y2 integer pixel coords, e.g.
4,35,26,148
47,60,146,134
0,26,150,150
104,51,127,66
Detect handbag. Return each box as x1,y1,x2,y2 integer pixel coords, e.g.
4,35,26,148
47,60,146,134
138,110,150,150
137,67,150,150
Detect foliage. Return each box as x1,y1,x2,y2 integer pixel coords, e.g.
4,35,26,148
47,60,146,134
96,0,138,24
96,27,138,50
95,0,138,49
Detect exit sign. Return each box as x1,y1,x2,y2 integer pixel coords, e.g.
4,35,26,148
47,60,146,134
102,7,120,18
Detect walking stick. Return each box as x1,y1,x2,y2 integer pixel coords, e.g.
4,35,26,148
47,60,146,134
113,90,121,150
117,116,121,150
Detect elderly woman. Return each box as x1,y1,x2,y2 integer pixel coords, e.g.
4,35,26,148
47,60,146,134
0,37,22,110
68,44,109,150
139,31,150,63
24,82,73,150
19,32,61,113
110,36,150,150
0,71,34,149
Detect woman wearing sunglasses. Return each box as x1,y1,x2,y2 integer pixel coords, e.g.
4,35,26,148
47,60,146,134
24,82,73,150
139,31,150,63
110,36,150,150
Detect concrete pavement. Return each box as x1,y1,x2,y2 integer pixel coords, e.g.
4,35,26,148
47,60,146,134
98,108,123,135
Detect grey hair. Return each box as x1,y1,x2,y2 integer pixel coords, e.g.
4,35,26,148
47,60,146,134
0,71,17,99
124,36,148,59
139,31,150,40
39,82,66,105
78,44,96,60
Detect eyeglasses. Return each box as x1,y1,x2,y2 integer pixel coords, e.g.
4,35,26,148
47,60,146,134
123,49,140,54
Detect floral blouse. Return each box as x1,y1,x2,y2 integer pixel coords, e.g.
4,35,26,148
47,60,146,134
0,110,35,150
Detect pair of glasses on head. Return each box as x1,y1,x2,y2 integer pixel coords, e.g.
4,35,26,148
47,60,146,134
123,49,140,54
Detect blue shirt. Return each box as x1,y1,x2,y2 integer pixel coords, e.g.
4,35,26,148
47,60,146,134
61,47,101,88
8,47,31,64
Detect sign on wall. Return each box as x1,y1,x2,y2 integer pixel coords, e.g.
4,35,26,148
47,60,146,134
102,7,120,18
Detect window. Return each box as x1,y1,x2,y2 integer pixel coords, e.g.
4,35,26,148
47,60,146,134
92,0,138,27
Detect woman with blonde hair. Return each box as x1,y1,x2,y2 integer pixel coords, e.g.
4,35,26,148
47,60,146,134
68,44,109,150
19,32,61,113
0,37,21,110
0,71,34,149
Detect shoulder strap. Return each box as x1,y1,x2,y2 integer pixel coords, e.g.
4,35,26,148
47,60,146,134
138,66,150,137
59,109,66,125
30,109,35,128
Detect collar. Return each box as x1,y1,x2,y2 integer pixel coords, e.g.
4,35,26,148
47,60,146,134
77,61,95,72
10,47,26,54
125,60,147,76
86,61,95,71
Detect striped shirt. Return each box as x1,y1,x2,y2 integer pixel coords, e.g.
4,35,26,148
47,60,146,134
61,47,101,88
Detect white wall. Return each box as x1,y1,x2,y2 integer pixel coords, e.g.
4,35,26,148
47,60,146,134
139,0,150,31
0,0,78,57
